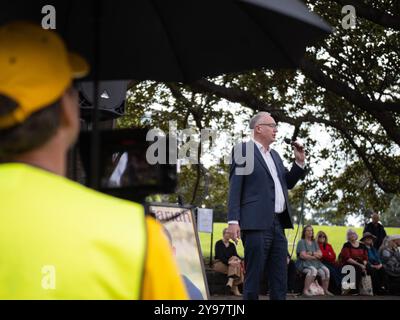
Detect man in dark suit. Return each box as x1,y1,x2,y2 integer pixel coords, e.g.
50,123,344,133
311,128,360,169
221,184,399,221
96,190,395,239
227,112,305,300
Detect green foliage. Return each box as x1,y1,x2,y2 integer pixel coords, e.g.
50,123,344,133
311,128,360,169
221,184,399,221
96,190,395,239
382,195,400,227
117,1,400,224
206,0,400,220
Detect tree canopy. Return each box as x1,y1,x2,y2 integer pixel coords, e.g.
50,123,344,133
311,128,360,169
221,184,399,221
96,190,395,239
119,0,400,223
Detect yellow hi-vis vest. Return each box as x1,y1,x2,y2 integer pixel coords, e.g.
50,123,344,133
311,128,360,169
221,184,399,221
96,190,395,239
0,163,146,299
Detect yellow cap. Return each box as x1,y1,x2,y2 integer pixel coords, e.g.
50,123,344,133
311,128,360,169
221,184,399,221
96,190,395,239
0,21,89,129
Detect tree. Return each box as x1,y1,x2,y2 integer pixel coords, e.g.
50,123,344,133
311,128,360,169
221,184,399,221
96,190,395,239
182,0,400,219
382,195,400,227
122,0,400,221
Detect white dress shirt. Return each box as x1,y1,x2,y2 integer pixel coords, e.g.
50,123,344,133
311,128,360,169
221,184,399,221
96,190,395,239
228,139,304,225
253,139,286,213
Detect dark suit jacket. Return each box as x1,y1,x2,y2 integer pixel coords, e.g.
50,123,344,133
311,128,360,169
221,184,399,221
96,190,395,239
363,222,387,249
227,141,305,230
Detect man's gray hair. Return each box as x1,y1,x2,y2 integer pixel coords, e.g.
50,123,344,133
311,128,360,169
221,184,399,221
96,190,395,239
249,111,271,129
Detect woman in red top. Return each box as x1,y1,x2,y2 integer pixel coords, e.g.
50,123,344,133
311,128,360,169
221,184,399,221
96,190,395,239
317,231,342,294
339,229,369,295
317,231,336,264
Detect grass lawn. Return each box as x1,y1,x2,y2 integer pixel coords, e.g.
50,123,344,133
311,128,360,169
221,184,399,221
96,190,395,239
199,223,400,263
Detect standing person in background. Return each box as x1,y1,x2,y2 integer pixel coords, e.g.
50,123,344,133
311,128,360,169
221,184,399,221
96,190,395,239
363,212,387,250
227,111,305,300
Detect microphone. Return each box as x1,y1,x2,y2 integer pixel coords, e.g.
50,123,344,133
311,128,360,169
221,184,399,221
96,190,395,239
284,138,304,152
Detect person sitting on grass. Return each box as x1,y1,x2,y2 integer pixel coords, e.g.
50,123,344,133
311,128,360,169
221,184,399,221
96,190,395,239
339,229,368,295
361,232,388,295
213,228,244,296
379,235,400,295
296,225,334,297
316,230,342,294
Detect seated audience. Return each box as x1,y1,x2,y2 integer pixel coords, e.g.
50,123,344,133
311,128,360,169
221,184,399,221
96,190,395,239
379,235,400,295
296,225,333,297
339,229,368,295
361,232,388,295
317,231,342,293
213,228,243,296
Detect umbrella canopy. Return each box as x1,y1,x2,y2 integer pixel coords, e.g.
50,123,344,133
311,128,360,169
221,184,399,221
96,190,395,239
1,0,332,190
1,0,331,82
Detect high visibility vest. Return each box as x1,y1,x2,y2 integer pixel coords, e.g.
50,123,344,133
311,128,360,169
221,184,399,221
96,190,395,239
0,163,146,299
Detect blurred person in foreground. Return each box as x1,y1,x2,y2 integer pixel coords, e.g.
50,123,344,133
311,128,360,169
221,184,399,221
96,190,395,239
0,21,187,299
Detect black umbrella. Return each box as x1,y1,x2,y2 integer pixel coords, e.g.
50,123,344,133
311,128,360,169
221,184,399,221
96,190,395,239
1,0,331,189
1,0,331,82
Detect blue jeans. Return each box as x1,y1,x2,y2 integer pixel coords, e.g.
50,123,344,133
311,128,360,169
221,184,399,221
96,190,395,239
242,215,288,300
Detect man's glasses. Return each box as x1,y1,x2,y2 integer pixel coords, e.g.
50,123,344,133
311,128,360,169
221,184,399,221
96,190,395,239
257,123,278,129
